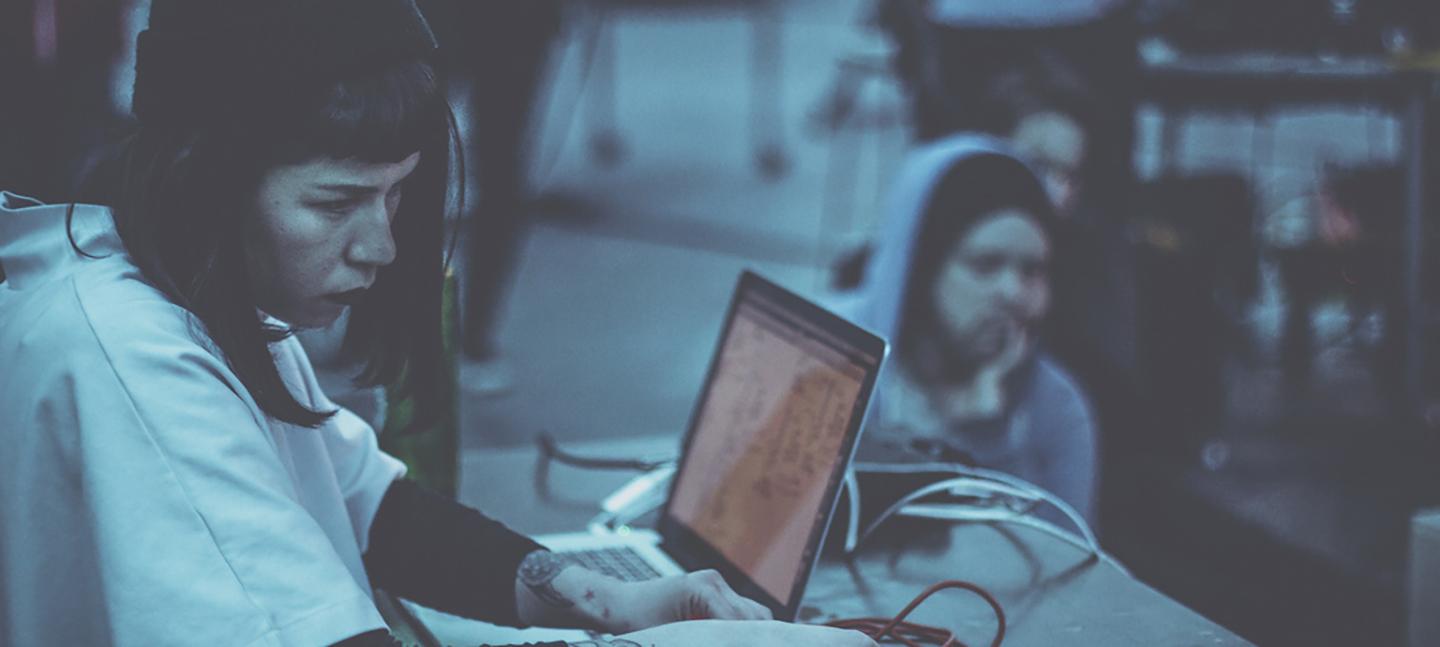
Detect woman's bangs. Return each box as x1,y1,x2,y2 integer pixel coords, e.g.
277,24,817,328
285,59,444,164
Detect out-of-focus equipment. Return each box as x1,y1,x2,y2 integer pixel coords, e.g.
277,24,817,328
1409,507,1440,647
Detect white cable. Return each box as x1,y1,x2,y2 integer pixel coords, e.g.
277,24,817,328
840,466,1042,553
845,476,1040,554
997,514,1132,578
949,465,1101,550
844,461,1128,577
600,465,676,515
844,468,862,553
584,465,674,532
898,503,1032,523
895,498,1128,577
854,460,1098,545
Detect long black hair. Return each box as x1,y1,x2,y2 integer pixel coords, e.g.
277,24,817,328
77,9,458,430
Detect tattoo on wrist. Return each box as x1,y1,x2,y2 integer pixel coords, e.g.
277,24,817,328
567,641,642,647
519,550,575,609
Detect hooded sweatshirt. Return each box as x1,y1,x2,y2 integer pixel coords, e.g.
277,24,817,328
851,134,1098,525
0,191,411,645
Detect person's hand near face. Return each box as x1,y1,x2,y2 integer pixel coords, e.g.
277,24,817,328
245,152,420,328
513,552,877,646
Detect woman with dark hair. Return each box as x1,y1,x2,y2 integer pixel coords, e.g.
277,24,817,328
852,135,1099,525
0,2,874,646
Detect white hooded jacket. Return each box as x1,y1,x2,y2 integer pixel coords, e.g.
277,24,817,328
0,192,404,646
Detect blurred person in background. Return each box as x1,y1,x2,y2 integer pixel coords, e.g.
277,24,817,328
875,0,1135,194
972,56,1097,220
850,135,1099,526
830,52,1132,483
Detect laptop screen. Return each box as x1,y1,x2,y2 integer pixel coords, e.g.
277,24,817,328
664,272,884,611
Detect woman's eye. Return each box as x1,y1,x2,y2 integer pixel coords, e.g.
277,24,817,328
313,200,358,216
965,256,1005,276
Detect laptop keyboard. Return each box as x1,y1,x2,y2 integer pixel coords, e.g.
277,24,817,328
561,547,663,582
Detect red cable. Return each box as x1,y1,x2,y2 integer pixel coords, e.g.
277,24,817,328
825,580,1006,647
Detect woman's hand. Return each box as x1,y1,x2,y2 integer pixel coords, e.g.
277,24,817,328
597,569,771,632
940,325,1032,424
515,552,768,633
511,553,877,646
604,619,879,646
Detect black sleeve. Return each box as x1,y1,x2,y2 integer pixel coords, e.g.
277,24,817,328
363,478,547,626
331,629,567,647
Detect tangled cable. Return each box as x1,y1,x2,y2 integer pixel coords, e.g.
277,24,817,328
840,461,1130,577
826,580,1006,647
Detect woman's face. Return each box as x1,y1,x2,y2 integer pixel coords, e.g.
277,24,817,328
244,152,420,328
930,209,1051,364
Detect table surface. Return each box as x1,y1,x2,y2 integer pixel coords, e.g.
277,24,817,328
412,435,1254,646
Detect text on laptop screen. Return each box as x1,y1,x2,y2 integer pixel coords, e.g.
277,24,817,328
667,289,875,603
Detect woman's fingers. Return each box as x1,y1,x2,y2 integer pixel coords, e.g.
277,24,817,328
684,570,746,620
682,570,771,621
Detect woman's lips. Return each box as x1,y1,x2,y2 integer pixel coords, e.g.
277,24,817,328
326,288,369,307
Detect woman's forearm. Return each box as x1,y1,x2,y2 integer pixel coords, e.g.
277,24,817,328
514,551,627,631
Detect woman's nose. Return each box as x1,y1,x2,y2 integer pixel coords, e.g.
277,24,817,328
346,202,397,268
995,268,1026,304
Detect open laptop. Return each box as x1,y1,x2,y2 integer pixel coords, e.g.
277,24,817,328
538,270,887,621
